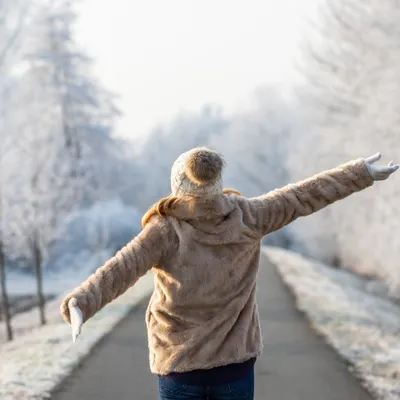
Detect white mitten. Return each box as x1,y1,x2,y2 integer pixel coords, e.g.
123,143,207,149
364,153,399,181
68,298,83,343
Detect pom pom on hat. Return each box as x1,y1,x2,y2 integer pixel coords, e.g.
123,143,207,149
185,147,225,185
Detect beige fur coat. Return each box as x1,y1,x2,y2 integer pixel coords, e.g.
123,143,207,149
60,158,373,375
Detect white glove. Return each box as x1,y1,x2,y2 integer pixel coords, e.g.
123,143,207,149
364,153,399,181
68,298,83,343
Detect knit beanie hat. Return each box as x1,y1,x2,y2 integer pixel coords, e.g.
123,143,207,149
171,147,225,197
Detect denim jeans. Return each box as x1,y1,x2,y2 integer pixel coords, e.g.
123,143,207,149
158,369,254,400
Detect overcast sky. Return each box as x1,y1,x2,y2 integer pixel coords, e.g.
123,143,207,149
75,0,319,141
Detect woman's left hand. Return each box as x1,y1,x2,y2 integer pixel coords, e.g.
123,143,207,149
364,153,399,181
68,298,83,343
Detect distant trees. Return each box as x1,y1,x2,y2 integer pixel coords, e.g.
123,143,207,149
135,87,293,246
212,87,291,195
211,86,293,247
133,105,228,209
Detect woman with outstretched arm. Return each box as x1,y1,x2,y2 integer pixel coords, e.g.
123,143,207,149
60,149,397,400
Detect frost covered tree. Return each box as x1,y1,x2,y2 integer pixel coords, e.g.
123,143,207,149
0,170,12,340
0,125,13,339
5,68,74,325
31,0,120,195
290,0,400,290
0,0,31,340
1,0,120,325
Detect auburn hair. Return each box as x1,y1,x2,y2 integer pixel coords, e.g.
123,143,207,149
141,188,242,228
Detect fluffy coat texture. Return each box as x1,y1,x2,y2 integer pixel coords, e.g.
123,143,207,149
60,158,374,375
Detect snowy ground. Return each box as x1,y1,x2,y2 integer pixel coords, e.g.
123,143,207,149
264,247,400,400
0,249,116,345
0,272,154,400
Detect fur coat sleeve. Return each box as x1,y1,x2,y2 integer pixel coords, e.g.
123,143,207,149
244,158,374,237
60,216,171,325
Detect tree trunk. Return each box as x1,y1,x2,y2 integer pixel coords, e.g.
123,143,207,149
33,240,46,325
0,241,12,340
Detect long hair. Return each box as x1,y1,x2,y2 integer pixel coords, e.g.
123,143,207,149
141,188,242,228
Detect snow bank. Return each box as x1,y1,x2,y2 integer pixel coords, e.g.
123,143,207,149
264,247,400,400
0,272,154,400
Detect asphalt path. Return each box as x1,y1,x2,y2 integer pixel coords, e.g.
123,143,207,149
54,255,372,400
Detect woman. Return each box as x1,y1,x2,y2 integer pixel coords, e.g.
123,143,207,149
60,148,398,400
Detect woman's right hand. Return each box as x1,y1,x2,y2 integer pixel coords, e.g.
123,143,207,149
364,153,399,181
68,297,83,343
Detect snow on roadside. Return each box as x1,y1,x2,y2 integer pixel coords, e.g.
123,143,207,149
0,272,154,400
264,246,400,400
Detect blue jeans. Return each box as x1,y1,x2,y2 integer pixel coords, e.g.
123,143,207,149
158,369,254,400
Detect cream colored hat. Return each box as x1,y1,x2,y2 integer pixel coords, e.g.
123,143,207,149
171,147,225,197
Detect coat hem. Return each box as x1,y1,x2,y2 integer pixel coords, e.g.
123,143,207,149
151,349,263,376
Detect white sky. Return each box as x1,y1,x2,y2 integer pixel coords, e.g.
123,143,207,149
75,0,319,141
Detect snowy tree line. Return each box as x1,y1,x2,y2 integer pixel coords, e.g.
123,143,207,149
0,0,141,339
